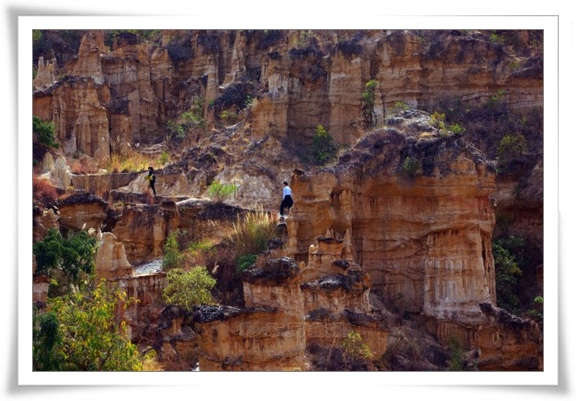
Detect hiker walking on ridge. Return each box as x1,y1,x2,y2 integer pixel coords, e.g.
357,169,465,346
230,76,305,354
279,181,293,217
146,166,157,196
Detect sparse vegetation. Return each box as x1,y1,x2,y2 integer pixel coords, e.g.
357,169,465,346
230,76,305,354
162,230,186,271
167,97,206,145
448,337,464,371
402,156,421,177
33,116,59,164
228,209,277,259
361,79,378,128
493,237,524,313
343,330,373,360
392,101,410,113
105,149,156,173
207,180,237,203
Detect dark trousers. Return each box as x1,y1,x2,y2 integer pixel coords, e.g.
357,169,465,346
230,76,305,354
150,182,156,196
280,195,293,215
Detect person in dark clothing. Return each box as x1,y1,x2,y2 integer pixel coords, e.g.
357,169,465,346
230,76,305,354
279,181,293,217
146,166,156,196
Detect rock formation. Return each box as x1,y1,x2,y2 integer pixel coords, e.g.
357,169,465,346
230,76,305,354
31,29,544,372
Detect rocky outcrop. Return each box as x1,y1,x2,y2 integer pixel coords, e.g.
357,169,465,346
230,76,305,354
56,191,108,233
95,232,134,279
286,110,497,328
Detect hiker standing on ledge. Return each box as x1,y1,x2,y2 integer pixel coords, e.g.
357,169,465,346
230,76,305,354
280,181,293,217
146,166,157,196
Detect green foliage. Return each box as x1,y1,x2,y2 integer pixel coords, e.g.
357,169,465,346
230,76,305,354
392,101,410,113
528,296,543,324
402,156,421,177
489,31,504,44
33,228,98,294
493,237,524,313
312,125,338,165
162,267,217,309
487,89,506,109
159,151,170,165
162,230,185,270
497,133,527,159
429,111,446,130
295,30,313,48
361,79,378,127
449,123,466,135
33,279,144,371
207,180,237,203
33,116,59,149
342,330,373,360
361,80,378,105
237,254,257,272
218,109,238,125
448,337,464,371
166,98,206,144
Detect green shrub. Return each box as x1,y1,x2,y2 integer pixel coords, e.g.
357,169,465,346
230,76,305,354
361,79,378,128
218,109,238,125
402,156,421,177
207,180,237,203
493,238,523,313
392,101,410,113
497,133,527,159
237,254,257,272
487,89,506,109
312,125,338,165
159,151,170,165
33,116,59,149
449,123,466,135
448,337,464,371
162,266,217,309
343,330,373,360
162,231,185,270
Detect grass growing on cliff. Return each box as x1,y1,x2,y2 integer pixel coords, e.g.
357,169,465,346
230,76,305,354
228,209,277,258
106,149,157,173
223,208,279,273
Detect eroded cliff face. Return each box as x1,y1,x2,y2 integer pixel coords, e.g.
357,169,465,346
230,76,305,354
285,110,497,327
33,29,543,207
31,29,544,372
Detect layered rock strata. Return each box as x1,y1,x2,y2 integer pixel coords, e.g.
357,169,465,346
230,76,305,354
285,110,498,327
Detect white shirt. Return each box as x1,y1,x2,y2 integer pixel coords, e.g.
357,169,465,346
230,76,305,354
283,186,292,199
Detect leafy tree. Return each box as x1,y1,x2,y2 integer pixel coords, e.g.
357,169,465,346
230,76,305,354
33,228,98,295
33,279,145,371
312,125,338,165
162,267,217,310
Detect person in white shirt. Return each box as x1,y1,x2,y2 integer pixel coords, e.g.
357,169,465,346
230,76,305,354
280,181,293,217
